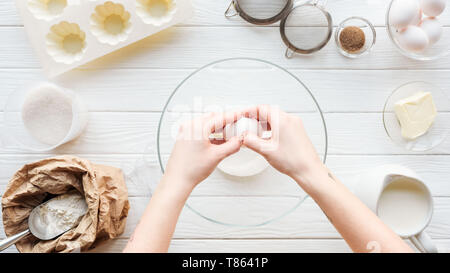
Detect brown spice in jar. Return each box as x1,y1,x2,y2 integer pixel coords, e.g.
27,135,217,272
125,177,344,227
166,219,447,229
339,26,365,53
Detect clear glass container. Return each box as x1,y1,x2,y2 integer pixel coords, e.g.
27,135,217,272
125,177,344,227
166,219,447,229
383,81,450,151
3,82,88,152
335,16,376,58
154,58,328,227
386,0,450,61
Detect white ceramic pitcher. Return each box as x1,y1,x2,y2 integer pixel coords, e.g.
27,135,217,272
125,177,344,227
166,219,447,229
354,165,437,253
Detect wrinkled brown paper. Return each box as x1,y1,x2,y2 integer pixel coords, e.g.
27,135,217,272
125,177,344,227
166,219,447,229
1,156,130,253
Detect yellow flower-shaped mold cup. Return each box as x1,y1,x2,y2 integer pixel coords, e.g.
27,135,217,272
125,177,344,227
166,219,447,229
27,0,69,21
136,0,177,26
46,21,87,64
90,1,132,46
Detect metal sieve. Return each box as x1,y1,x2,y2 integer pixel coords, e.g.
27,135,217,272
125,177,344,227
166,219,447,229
281,1,333,57
225,0,333,57
225,0,293,25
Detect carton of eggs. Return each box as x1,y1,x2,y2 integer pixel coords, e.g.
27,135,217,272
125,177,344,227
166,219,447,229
15,0,194,77
389,0,446,53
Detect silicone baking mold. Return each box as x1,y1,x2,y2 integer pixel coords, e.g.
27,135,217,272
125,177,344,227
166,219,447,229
16,0,193,77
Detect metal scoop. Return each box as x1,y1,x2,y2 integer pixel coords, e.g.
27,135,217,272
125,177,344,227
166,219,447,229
0,192,87,252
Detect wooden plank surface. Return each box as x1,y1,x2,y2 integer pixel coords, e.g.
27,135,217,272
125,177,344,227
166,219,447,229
1,0,450,253
1,154,450,197
2,1,450,27
1,69,450,113
3,238,450,253
2,196,450,240
1,26,450,70
2,112,450,155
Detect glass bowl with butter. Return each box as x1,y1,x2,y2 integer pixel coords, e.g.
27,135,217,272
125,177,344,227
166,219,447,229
383,81,449,151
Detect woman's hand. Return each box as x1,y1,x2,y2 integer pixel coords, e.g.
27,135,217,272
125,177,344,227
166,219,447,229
164,111,243,191
124,111,244,253
241,106,413,253
242,105,327,190
126,106,413,253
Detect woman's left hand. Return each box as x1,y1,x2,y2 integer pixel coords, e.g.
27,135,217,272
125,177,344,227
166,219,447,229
124,111,244,253
164,111,243,191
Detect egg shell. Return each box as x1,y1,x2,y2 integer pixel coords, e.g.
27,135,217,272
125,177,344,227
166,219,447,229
397,25,430,52
420,0,446,16
390,0,421,29
224,117,262,141
411,8,423,25
420,17,443,44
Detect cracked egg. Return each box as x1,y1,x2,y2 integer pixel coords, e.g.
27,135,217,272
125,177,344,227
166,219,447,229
136,0,177,26
46,21,87,64
27,0,69,21
90,1,132,45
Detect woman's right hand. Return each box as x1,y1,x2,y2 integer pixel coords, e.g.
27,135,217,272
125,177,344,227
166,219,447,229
243,106,414,253
242,105,328,191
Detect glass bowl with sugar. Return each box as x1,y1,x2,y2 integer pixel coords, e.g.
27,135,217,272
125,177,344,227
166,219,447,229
3,82,88,151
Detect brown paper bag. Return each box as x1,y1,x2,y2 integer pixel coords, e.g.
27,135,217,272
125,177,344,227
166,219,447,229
1,156,130,253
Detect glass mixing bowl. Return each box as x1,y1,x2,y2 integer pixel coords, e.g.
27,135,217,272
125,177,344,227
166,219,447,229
155,58,328,227
386,0,450,61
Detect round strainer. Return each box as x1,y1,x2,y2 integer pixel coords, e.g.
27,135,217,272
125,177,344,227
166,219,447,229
280,2,333,57
225,0,293,25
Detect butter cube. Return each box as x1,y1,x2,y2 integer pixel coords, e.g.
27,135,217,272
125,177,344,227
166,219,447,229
394,92,437,140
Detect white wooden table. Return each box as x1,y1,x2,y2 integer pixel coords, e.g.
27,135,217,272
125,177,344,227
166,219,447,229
1,0,450,253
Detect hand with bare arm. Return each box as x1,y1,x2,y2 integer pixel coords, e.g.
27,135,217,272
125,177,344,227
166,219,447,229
123,111,243,253
242,105,413,253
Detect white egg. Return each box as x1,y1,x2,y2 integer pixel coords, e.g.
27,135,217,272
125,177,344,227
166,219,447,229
420,17,443,44
223,117,262,141
220,117,268,177
411,8,423,25
397,25,429,52
420,0,446,16
390,0,421,29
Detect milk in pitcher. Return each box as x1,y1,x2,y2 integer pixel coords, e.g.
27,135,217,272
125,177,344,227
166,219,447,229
377,177,431,236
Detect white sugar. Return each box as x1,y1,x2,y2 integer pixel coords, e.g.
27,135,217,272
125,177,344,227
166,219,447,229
22,84,73,145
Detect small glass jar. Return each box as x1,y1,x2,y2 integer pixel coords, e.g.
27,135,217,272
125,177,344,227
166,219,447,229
335,16,376,58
